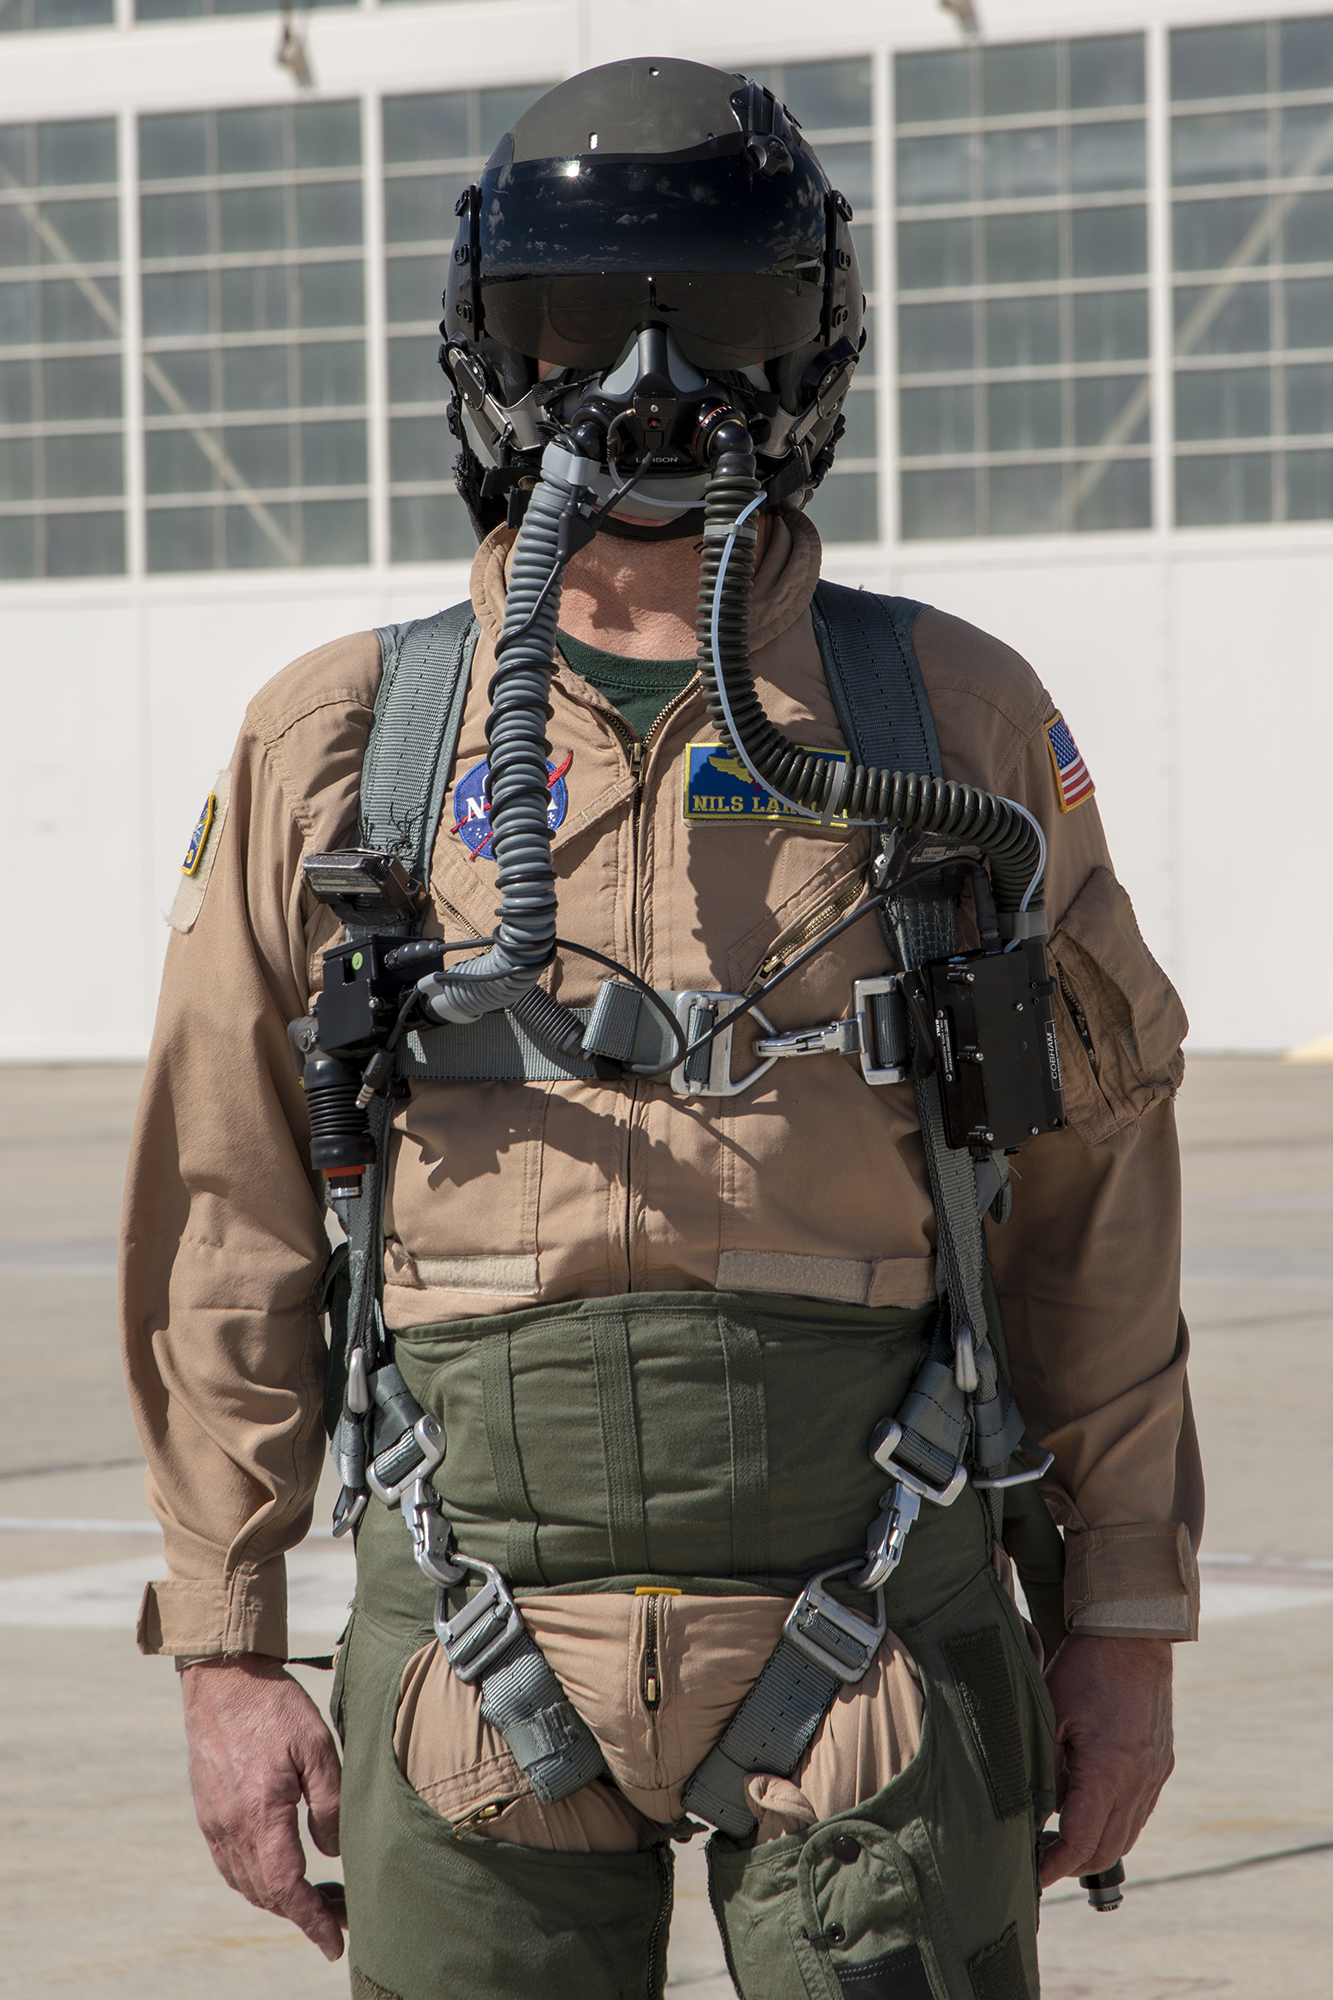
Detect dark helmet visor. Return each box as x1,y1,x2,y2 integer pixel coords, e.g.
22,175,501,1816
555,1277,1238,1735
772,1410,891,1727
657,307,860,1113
475,149,830,369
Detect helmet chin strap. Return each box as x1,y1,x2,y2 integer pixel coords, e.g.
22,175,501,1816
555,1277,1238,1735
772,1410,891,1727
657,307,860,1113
597,508,705,542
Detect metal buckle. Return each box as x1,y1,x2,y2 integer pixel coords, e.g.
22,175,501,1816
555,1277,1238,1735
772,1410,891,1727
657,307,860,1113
854,975,911,1086
972,1447,1055,1491
366,1412,445,1506
783,1561,887,1684
754,1018,861,1061
434,1559,525,1684
331,1486,367,1538
668,991,777,1097
868,1419,969,1507
403,1476,466,1586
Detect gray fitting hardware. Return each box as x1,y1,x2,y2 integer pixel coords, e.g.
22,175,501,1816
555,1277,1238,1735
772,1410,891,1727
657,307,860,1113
435,1561,525,1683
667,990,776,1098
782,1562,887,1683
366,1411,444,1506
403,1475,467,1586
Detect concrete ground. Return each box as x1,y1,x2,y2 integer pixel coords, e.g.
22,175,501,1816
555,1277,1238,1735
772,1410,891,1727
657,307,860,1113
0,1057,1329,1996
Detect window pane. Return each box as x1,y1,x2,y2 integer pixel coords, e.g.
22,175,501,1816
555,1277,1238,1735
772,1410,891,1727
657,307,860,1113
1073,289,1149,362
1286,363,1333,437
1074,373,1149,447
1285,192,1333,266
386,255,440,325
219,186,287,255
478,86,547,158
141,191,210,260
985,212,1060,283
45,510,124,576
385,175,466,246
1176,450,1271,523
301,417,367,485
0,517,36,579
1175,367,1271,439
899,384,974,457
1072,205,1146,277
982,43,1057,117
44,430,122,496
147,505,216,571
1074,455,1151,530
40,274,117,344
901,466,978,538
299,262,363,328
388,332,441,403
294,101,360,170
40,198,117,264
220,265,288,333
0,211,34,268
0,128,28,185
1281,19,1333,94
895,50,971,125
224,499,294,567
391,491,475,562
223,422,292,488
0,357,34,421
1172,112,1269,187
785,58,871,131
146,428,217,493
1174,283,1270,356
805,469,878,543
383,93,470,165
817,142,873,212
988,461,1064,532
1286,278,1333,351
1071,121,1146,194
296,182,362,249
0,281,34,346
144,349,212,413
1281,106,1333,182
897,218,972,291
222,345,290,410
987,379,1062,452
851,222,875,293
139,113,208,182
43,352,121,418
983,128,1059,202
838,386,877,458
217,108,284,177
389,413,450,482
0,435,36,498
1286,447,1333,517
1069,35,1145,110
986,295,1061,368
898,301,973,374
143,270,211,337
299,339,364,406
1171,25,1268,102
860,306,877,375
37,119,116,187
897,135,973,206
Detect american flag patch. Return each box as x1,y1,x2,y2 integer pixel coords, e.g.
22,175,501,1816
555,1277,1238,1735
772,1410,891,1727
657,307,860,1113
1045,714,1095,812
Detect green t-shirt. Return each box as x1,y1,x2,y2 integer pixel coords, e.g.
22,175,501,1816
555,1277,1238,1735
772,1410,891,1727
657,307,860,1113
558,630,697,741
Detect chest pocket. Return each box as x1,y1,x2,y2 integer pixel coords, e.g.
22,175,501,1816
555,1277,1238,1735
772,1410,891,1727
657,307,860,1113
1048,866,1187,1144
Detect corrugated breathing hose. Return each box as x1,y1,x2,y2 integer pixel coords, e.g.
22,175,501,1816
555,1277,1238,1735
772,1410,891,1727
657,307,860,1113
696,427,1046,917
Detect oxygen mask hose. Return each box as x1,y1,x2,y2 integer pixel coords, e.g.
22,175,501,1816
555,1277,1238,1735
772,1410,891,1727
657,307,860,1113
695,426,1045,918
417,442,599,1025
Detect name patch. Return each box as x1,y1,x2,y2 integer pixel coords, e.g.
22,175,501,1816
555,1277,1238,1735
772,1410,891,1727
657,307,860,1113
453,751,571,859
682,742,850,828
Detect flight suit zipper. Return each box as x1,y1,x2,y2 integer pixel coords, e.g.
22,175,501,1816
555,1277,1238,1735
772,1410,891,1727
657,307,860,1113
641,1591,661,1711
745,872,867,992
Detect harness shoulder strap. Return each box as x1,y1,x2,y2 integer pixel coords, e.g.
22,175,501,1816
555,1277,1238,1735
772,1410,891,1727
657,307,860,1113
811,580,939,778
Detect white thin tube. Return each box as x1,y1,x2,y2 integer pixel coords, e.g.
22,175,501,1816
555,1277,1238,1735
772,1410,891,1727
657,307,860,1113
1000,797,1048,947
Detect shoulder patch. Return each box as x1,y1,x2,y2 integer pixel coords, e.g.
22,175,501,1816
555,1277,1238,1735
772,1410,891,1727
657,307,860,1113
1044,714,1095,813
682,742,850,829
170,770,231,933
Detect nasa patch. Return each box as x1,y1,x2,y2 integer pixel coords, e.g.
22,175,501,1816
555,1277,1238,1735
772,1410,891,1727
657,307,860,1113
453,751,571,859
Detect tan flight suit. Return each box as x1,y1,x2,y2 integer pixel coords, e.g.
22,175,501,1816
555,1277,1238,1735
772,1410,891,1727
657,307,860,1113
121,508,1200,1997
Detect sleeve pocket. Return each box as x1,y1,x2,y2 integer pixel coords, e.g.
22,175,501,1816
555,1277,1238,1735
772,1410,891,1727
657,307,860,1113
1048,866,1188,1144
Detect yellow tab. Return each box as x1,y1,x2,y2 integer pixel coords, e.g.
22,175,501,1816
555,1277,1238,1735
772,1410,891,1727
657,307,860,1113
634,1585,683,1596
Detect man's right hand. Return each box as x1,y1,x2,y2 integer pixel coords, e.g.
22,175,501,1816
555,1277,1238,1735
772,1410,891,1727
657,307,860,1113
180,1653,346,1961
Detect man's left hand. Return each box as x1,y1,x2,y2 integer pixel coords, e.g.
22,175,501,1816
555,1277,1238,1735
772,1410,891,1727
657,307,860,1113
1039,1632,1174,1889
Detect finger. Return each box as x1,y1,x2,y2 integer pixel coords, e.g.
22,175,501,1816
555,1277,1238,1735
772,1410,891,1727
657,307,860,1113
298,1733,343,1857
1038,1786,1114,1887
269,1872,346,1962
1078,1804,1135,1880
